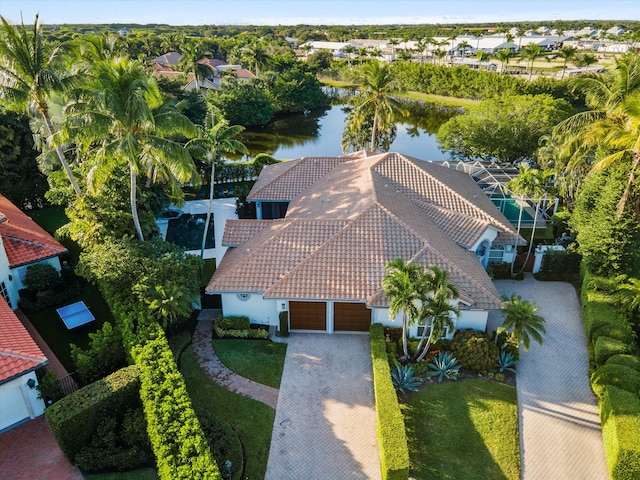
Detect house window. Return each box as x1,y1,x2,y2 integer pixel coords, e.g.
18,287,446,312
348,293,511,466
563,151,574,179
417,322,450,339
0,282,9,305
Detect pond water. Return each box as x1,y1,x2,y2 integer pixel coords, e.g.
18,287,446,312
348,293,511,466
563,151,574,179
239,97,460,161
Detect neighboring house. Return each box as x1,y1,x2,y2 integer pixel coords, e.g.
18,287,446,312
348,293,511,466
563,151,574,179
150,51,183,66
0,297,47,432
152,55,255,91
299,41,352,57
0,194,67,310
207,152,524,336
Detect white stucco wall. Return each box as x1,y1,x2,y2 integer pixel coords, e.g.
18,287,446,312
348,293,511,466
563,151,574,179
0,371,46,432
220,293,280,326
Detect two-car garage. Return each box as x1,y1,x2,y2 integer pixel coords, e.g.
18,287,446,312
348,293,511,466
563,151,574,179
289,301,371,333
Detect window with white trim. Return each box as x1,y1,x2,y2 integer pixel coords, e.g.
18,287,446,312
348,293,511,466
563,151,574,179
0,281,9,305
417,322,450,339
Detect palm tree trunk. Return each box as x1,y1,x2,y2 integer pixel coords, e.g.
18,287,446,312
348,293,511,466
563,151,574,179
617,153,640,215
200,158,215,262
415,326,436,363
401,313,409,359
370,109,378,151
130,169,145,242
42,110,82,196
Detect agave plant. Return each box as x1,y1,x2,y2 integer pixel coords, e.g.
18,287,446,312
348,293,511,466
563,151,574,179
497,348,518,373
427,351,461,382
390,364,422,395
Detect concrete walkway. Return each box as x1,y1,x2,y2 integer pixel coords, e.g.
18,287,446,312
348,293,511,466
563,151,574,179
265,333,381,480
493,275,609,480
192,310,279,409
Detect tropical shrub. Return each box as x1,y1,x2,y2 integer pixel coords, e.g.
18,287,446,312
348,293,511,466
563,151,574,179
71,321,127,385
45,365,142,466
198,413,244,480
591,363,640,398
36,370,63,404
23,262,60,291
538,249,582,276
450,330,499,372
607,354,640,373
370,323,409,480
497,349,518,374
278,311,289,337
493,330,520,361
595,336,634,367
599,386,640,480
592,323,636,346
216,315,250,330
427,351,460,382
391,364,422,395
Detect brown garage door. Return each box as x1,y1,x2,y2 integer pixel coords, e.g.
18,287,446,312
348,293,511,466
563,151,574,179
289,301,326,330
334,302,372,332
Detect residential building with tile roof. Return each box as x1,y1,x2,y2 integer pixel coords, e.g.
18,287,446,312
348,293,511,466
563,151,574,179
0,297,47,431
207,152,524,335
0,194,67,309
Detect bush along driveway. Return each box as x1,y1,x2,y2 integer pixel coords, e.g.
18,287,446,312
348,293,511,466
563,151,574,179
494,275,609,480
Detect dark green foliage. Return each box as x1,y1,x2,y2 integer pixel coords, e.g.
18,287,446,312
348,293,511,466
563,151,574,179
493,330,520,361
600,386,640,480
370,324,410,480
23,263,60,291
197,413,244,480
571,161,640,276
488,263,519,280
592,323,636,346
436,94,573,163
269,68,329,113
36,370,63,404
45,365,142,464
207,82,275,126
539,249,582,275
0,109,49,209
71,321,127,385
216,316,250,330
595,336,634,367
581,271,628,342
306,50,334,71
278,311,289,337
607,354,640,373
450,330,499,371
591,364,640,398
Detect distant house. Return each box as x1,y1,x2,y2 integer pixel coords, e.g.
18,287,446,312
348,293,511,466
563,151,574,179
298,41,353,58
0,297,47,432
207,152,524,335
0,194,67,310
150,51,183,67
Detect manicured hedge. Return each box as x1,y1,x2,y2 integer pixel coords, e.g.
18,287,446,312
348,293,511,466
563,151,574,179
595,336,634,367
600,386,640,480
592,323,636,345
46,365,141,462
216,316,250,330
591,364,640,398
607,354,640,373
370,323,409,480
132,323,221,480
581,271,628,341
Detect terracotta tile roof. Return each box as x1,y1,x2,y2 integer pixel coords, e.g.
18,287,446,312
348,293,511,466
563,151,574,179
0,195,67,268
0,298,47,383
207,152,517,310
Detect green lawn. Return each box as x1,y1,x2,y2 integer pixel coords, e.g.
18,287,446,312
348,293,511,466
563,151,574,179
27,205,68,234
180,347,276,480
212,339,287,389
401,379,520,480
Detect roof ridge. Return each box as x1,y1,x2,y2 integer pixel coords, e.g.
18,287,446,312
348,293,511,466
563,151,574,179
248,159,301,198
2,235,64,250
0,349,47,364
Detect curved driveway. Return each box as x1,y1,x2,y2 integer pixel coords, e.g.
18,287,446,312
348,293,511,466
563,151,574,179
492,276,609,480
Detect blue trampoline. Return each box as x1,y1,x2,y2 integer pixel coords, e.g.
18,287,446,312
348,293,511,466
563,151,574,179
56,301,95,329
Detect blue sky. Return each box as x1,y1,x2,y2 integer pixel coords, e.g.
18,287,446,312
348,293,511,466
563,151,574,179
0,0,638,25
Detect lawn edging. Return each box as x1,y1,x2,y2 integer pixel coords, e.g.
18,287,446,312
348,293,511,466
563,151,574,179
581,270,640,479
370,323,409,480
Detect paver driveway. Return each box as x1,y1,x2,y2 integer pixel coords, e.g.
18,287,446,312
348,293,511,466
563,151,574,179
493,275,609,480
266,333,381,480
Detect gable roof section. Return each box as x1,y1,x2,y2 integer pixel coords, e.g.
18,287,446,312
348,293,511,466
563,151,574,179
0,298,47,383
0,195,67,268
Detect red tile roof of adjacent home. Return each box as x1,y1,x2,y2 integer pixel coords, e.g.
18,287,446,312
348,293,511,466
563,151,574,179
0,298,47,383
208,152,523,310
0,194,67,268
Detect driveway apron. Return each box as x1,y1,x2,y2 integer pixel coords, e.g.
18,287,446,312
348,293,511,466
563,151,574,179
266,333,381,480
494,276,609,480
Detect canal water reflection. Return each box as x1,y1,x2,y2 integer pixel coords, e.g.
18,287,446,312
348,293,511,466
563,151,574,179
238,99,460,161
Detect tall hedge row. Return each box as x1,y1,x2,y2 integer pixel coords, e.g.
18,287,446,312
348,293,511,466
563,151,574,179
370,323,409,480
46,365,141,462
581,269,640,480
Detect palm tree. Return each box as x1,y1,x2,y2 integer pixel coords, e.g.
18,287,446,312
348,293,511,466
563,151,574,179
68,57,198,241
555,45,577,79
553,54,640,216
0,14,82,195
347,60,406,151
500,294,546,351
187,105,248,264
473,31,484,51
505,164,550,275
617,277,640,316
343,44,356,66
575,53,598,68
178,40,211,91
382,258,423,360
137,280,198,331
457,40,471,58
520,43,543,80
243,40,269,76
495,48,512,73
413,266,460,362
